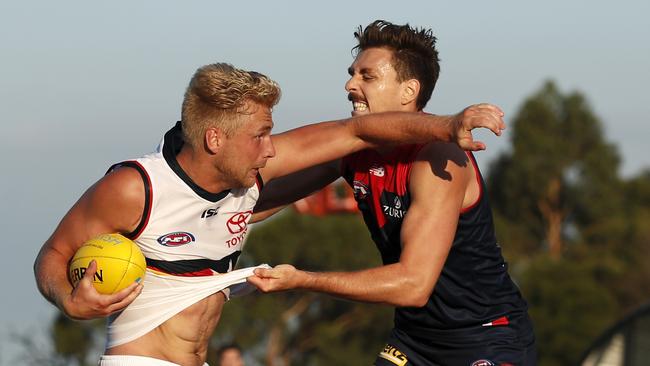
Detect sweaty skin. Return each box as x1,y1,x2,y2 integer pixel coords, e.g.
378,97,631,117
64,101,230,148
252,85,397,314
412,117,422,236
35,95,504,365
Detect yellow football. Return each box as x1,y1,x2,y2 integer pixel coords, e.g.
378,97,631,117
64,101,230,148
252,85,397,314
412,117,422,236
69,233,146,294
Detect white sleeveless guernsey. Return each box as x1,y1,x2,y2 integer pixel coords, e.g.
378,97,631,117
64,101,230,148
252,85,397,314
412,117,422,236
105,122,268,348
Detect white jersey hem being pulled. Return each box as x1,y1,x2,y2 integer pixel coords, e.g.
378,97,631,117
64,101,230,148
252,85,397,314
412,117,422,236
106,264,269,349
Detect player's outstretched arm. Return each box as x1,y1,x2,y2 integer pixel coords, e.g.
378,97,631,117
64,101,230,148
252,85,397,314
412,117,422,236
259,104,504,183
33,167,144,320
248,143,471,306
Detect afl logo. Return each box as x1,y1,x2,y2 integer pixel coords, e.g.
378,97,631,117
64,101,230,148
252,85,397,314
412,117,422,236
353,181,369,199
227,211,252,234
157,232,195,247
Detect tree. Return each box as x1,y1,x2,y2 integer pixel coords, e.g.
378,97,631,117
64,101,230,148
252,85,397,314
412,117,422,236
488,80,623,259
15,313,103,366
486,81,650,366
51,314,104,366
520,254,618,366
609,170,650,312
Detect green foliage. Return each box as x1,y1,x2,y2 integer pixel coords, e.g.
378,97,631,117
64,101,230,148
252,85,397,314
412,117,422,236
51,314,104,366
15,313,104,366
612,171,650,312
488,81,649,365
51,314,93,364
521,254,619,366
488,80,623,256
211,210,393,365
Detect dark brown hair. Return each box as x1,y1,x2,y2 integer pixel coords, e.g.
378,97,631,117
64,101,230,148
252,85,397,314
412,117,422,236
353,20,440,110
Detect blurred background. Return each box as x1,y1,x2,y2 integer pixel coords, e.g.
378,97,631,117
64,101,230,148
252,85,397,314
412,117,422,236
1,1,649,365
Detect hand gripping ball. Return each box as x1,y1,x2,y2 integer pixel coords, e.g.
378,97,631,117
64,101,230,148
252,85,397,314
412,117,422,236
69,233,146,294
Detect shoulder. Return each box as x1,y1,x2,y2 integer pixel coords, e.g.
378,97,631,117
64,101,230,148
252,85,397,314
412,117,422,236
412,142,471,182
57,163,148,237
416,142,468,164
94,164,146,205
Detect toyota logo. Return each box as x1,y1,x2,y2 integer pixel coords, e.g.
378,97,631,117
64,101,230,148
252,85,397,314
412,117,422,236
227,211,252,234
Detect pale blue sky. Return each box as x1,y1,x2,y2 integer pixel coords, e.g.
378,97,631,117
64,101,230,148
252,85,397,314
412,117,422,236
1,0,648,363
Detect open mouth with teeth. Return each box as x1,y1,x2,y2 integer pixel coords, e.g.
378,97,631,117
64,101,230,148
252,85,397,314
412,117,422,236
352,101,368,113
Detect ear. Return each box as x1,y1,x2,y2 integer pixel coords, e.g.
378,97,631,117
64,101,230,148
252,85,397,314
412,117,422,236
401,79,420,106
204,127,225,154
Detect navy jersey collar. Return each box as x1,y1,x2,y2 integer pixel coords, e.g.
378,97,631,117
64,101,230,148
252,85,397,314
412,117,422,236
161,121,231,202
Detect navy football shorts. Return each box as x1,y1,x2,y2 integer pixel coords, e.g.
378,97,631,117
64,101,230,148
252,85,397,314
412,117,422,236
374,316,536,366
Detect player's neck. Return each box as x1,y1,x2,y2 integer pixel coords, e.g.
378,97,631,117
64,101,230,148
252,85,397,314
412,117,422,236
176,147,230,194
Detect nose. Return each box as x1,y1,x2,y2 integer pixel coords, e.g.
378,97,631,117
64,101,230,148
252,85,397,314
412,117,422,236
265,136,276,159
345,75,357,93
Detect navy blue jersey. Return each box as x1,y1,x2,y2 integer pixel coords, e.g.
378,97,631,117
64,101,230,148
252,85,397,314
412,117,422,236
342,145,530,338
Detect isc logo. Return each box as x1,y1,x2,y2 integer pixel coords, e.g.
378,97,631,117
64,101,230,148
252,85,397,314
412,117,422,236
69,267,104,284
201,208,219,218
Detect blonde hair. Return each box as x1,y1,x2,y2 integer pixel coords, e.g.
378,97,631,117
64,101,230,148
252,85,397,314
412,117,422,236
181,63,281,148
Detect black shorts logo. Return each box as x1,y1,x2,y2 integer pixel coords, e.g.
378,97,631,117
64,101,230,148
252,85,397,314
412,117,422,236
378,344,408,366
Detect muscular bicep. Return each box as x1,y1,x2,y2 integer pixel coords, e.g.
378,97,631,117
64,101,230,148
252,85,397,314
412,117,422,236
42,167,145,258
398,143,471,295
260,121,363,182
33,166,147,313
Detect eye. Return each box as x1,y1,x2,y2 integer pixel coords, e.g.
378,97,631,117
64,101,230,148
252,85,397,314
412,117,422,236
254,131,269,140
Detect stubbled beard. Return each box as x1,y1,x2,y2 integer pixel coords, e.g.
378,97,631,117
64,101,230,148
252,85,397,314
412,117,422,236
214,161,252,190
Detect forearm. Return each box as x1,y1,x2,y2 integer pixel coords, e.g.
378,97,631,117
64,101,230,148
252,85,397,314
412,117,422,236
34,247,73,312
297,263,428,307
351,112,456,147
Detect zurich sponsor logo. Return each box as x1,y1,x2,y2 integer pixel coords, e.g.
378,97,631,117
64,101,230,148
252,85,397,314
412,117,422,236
382,192,406,219
157,232,196,247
